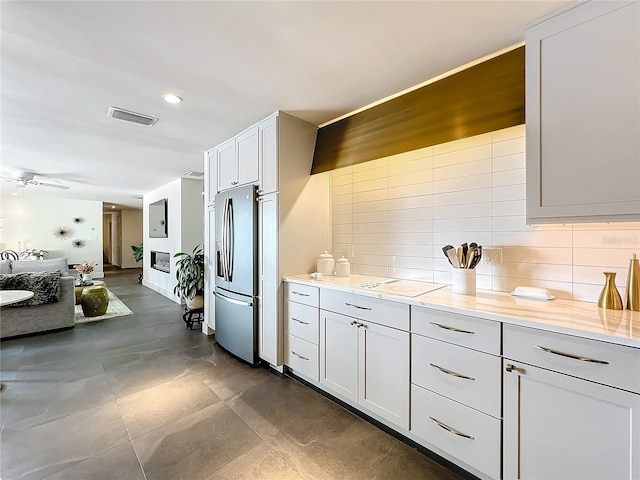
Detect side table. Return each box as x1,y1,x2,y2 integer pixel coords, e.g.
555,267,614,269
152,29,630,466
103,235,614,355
183,306,204,330
75,280,104,305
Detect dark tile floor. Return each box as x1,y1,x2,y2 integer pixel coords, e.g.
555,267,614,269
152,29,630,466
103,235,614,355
1,268,463,480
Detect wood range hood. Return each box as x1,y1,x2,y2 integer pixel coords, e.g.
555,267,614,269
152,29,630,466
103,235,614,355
311,46,525,174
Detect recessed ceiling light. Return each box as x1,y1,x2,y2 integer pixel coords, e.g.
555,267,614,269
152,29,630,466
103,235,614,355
163,94,183,104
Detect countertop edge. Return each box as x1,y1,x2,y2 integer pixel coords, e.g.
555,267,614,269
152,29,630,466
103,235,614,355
284,275,640,349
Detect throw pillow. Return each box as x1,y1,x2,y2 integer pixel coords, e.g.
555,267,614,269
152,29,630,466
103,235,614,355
11,257,69,276
0,271,61,307
0,260,10,274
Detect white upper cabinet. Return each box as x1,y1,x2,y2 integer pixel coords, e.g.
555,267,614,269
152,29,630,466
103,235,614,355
259,115,278,194
525,0,640,224
213,127,259,193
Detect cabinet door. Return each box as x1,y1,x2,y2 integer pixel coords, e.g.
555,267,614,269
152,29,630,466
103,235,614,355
258,192,279,365
217,139,237,192
320,310,358,402
526,1,640,223
503,361,640,480
359,321,409,429
205,149,217,205
259,115,278,194
236,126,259,187
204,206,216,330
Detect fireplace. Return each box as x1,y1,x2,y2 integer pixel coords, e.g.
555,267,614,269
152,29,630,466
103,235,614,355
151,251,170,273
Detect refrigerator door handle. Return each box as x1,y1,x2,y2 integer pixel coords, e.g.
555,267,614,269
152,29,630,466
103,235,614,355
221,198,229,281
227,198,234,281
214,290,253,307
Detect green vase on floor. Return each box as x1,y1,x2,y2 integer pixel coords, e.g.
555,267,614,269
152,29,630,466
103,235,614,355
81,285,109,317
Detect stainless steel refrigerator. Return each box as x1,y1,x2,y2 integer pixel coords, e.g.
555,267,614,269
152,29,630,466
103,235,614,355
214,184,259,365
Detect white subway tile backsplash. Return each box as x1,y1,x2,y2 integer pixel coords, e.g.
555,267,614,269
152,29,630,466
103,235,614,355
434,158,491,181
352,199,388,213
434,132,492,156
492,168,525,187
492,136,526,157
492,200,525,217
492,184,526,202
389,157,433,176
388,169,433,188
434,173,491,194
388,182,433,198
434,203,492,220
493,153,525,172
433,145,492,169
329,125,638,303
434,188,492,207
491,124,525,143
389,195,433,210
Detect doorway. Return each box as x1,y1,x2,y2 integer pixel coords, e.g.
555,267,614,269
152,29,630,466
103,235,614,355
102,212,121,267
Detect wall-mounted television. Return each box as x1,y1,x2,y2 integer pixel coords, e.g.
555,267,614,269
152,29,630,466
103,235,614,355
149,198,168,238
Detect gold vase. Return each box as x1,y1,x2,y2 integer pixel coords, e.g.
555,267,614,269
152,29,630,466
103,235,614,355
625,254,640,311
598,272,623,310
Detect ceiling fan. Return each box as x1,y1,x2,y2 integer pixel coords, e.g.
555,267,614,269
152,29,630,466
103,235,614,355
0,171,70,190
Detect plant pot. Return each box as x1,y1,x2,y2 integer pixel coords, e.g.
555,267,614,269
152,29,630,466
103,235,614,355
185,295,204,310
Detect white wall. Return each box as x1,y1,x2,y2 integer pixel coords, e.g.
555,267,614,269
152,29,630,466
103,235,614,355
143,178,204,302
120,209,143,269
0,196,104,277
330,124,640,303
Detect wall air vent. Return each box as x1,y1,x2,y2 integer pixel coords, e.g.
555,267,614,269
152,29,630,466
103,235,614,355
183,171,204,177
107,106,158,126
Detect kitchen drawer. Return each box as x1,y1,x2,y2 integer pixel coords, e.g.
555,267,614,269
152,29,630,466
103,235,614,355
504,324,640,394
285,301,319,344
320,289,409,331
411,306,500,355
284,334,319,382
412,334,501,418
411,384,501,480
284,282,319,308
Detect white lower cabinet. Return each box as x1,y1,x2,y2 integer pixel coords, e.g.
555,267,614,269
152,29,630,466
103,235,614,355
284,333,319,382
412,385,501,479
503,325,640,480
320,308,410,430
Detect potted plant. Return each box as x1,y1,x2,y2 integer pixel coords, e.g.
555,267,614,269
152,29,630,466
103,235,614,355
173,244,204,309
75,261,96,285
131,244,143,284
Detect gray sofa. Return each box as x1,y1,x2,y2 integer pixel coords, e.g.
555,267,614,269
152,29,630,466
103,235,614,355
0,257,75,339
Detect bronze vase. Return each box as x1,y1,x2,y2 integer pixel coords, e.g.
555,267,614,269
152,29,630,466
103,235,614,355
597,272,623,310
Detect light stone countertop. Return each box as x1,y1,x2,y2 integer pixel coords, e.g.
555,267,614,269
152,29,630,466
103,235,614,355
284,274,640,349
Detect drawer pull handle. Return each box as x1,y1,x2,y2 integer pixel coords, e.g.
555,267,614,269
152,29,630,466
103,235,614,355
429,322,475,335
345,302,372,311
430,363,476,381
292,351,310,361
292,291,310,297
292,317,310,325
532,345,609,365
429,417,475,440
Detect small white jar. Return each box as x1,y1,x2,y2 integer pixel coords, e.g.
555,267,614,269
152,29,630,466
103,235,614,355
335,256,351,277
317,251,335,276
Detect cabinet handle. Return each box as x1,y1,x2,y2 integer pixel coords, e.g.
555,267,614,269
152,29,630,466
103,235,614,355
532,344,609,365
292,317,310,325
350,320,358,326
292,291,310,297
429,417,475,440
429,322,475,335
430,363,475,381
345,302,372,311
231,181,239,185
505,363,526,374
292,351,309,361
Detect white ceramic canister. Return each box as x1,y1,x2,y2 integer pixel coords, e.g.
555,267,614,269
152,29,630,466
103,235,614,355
317,251,335,276
335,256,351,277
452,268,476,295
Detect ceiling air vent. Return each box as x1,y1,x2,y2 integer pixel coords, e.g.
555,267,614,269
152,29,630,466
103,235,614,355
107,106,158,126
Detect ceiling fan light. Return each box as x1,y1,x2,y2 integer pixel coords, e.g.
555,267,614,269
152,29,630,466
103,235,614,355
163,94,182,104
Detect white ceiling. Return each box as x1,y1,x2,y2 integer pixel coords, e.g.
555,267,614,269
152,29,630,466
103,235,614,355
0,0,571,209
